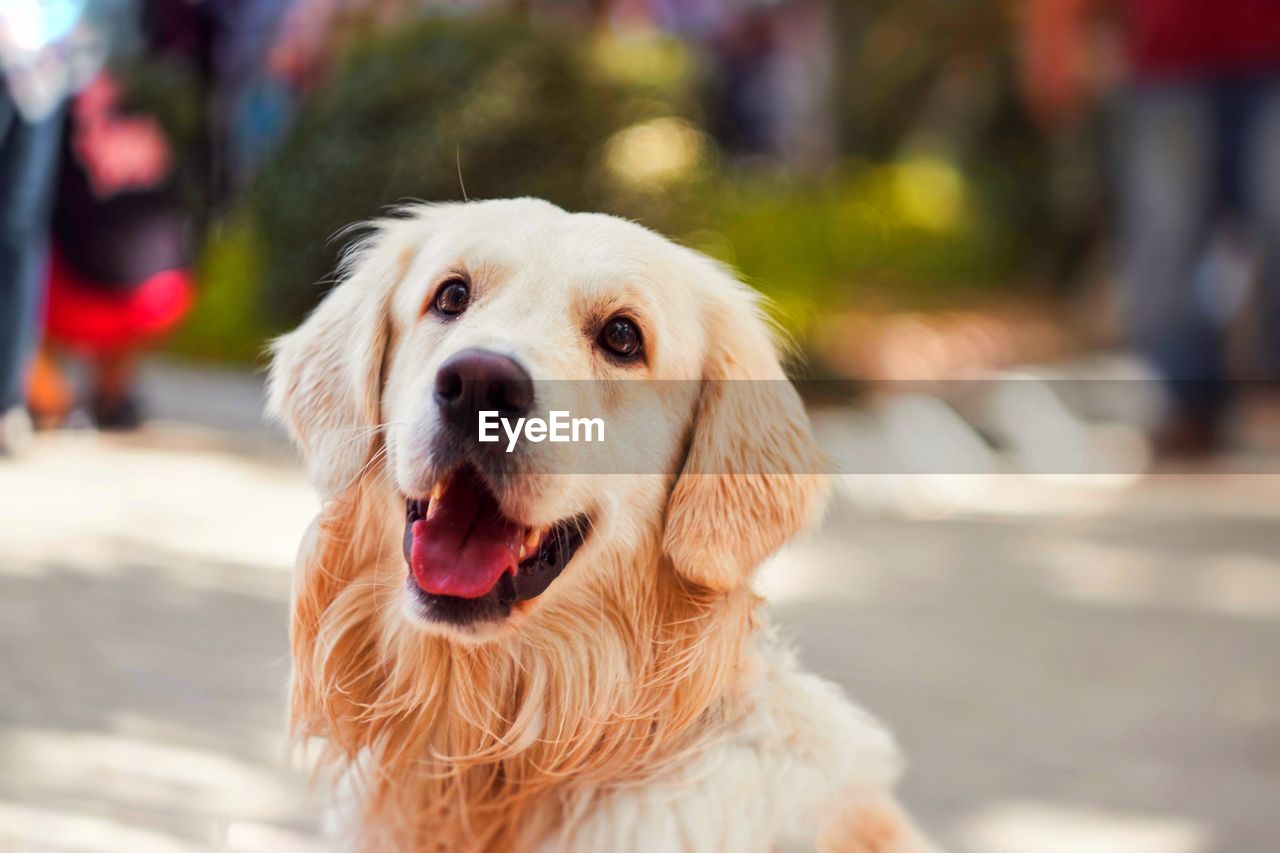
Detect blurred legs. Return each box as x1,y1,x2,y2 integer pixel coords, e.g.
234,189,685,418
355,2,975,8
1245,79,1280,378
0,92,62,413
1117,85,1221,431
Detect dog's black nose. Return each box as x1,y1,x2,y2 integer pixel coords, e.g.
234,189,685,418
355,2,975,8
434,349,534,424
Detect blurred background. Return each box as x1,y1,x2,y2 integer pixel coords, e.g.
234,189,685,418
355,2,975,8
1,1,1279,851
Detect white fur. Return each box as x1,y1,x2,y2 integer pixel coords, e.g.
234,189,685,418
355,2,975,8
546,636,905,852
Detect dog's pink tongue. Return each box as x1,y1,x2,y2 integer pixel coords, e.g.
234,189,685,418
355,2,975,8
410,469,523,599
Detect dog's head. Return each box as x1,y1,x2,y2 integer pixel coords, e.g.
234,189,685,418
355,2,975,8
270,199,826,642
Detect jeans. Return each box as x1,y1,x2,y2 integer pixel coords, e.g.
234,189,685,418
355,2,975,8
1117,76,1280,416
0,88,63,411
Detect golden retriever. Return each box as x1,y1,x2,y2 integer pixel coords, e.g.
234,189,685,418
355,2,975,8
269,199,935,852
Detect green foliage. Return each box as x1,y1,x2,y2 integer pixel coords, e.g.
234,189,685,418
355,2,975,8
249,15,681,326
172,13,1027,364
686,165,1011,340
829,0,1094,280
166,217,273,364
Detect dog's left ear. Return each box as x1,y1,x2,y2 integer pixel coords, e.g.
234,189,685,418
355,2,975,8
663,272,829,592
268,233,400,497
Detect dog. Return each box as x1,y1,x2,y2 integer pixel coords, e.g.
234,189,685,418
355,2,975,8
269,199,936,852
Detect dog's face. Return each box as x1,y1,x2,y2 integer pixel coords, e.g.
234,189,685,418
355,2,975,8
271,199,825,642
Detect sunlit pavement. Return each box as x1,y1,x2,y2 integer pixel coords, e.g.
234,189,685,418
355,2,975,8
0,426,320,852
3,362,1280,852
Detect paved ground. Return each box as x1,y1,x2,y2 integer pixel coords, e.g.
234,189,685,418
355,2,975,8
2,361,1279,852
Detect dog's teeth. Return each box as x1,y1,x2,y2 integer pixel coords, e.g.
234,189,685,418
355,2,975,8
519,527,541,562
429,480,446,502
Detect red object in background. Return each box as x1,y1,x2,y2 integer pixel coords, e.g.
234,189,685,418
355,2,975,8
1125,0,1280,79
43,250,194,354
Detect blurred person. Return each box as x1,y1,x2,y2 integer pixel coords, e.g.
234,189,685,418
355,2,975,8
142,0,299,211
1022,0,1280,454
0,80,61,452
30,70,194,430
30,0,296,431
232,0,409,187
709,8,777,157
241,0,345,175
690,0,834,170
0,0,121,452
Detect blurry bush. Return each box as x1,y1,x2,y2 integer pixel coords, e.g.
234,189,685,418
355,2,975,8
690,161,1011,352
173,15,713,360
830,0,1103,291
171,10,1051,370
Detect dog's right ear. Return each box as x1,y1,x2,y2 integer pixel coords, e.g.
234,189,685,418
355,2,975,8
268,232,402,497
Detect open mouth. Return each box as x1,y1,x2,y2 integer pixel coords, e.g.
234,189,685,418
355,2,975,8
402,465,588,627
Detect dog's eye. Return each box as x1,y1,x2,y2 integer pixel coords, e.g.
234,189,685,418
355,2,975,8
598,316,643,359
431,278,470,317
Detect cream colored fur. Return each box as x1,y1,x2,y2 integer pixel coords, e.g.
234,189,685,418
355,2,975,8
269,199,936,852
